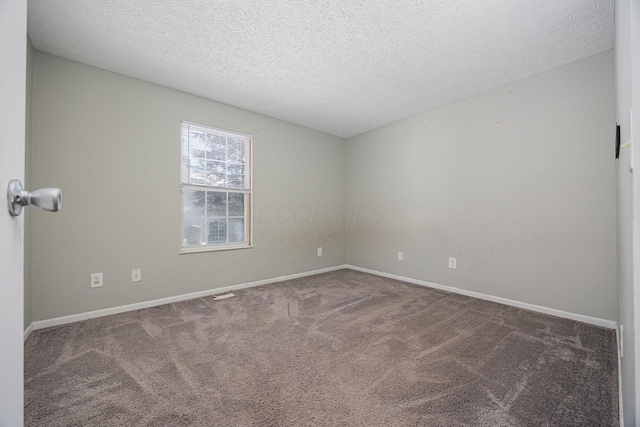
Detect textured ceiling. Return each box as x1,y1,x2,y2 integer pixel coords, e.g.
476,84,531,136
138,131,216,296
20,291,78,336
27,0,614,138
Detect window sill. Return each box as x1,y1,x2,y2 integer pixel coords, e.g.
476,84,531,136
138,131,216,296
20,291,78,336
179,244,254,254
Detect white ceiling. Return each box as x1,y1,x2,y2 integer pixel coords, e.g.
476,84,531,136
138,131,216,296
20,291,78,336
27,0,614,138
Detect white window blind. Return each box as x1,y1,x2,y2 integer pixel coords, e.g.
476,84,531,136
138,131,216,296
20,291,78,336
181,122,250,190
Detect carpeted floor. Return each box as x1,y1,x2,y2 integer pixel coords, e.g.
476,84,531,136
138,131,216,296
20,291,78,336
24,269,619,426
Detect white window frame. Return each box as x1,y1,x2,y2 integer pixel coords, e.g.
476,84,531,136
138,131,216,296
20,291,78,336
179,120,253,254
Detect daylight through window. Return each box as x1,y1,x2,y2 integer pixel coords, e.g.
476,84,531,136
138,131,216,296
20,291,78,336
180,121,251,252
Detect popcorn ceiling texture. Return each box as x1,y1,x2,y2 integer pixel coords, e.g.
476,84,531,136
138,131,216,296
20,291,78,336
27,0,613,138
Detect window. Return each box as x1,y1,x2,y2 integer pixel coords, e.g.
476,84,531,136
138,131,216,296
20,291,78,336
180,121,252,252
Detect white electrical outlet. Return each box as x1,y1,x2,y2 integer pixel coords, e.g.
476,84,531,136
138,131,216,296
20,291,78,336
317,247,322,256
91,272,103,288
398,251,403,261
131,269,142,282
448,257,457,269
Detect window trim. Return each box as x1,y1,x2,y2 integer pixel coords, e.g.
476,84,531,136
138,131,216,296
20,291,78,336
179,120,253,254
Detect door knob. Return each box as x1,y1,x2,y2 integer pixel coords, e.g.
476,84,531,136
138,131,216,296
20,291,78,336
7,179,61,217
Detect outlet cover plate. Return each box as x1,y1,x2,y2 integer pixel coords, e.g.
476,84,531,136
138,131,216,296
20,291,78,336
448,257,457,269
131,269,142,282
91,272,103,288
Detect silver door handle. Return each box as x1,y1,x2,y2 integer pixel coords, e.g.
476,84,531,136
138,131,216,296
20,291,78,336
7,179,61,217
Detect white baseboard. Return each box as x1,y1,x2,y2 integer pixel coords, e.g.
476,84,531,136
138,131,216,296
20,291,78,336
29,265,348,332
345,265,617,330
23,323,34,342
27,263,616,336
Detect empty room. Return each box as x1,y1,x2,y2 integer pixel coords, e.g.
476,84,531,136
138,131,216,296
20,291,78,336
1,0,639,426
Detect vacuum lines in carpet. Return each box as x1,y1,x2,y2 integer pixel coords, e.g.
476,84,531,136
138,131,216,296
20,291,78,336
24,269,619,426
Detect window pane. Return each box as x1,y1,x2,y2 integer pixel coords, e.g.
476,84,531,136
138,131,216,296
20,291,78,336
207,191,227,216
206,161,226,186
227,163,245,175
228,218,244,243
189,130,206,158
206,133,226,160
183,189,205,246
227,175,245,188
228,192,244,216
181,155,189,184
181,127,190,184
227,163,245,188
189,159,206,185
227,137,246,163
184,219,205,246
183,189,205,218
208,219,227,243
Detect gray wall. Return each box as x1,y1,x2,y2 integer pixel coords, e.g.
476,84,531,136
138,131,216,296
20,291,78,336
345,51,617,321
30,52,345,321
24,38,34,329
615,0,640,423
30,49,618,326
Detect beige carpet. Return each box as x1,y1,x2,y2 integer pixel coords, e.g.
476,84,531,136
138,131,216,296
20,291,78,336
24,269,619,426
